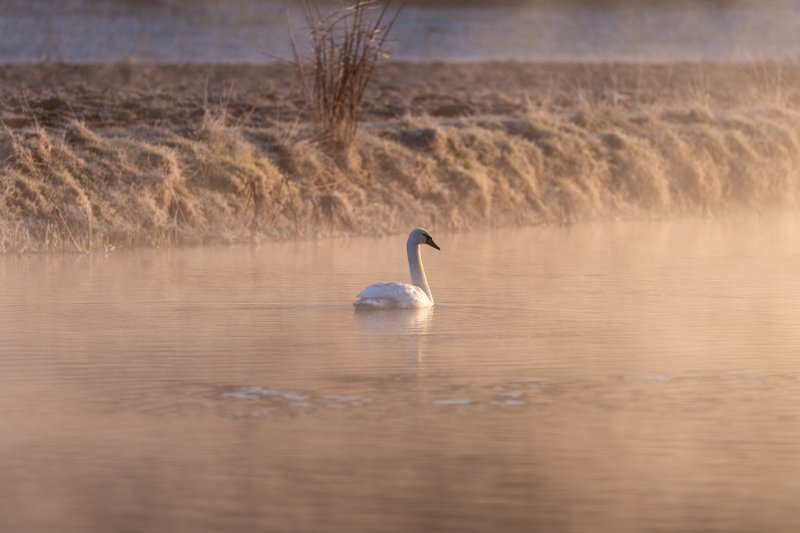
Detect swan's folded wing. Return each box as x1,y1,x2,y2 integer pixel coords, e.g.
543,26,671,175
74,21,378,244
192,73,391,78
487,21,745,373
354,282,431,308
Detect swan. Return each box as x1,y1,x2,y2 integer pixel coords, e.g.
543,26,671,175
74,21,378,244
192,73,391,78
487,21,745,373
353,228,441,309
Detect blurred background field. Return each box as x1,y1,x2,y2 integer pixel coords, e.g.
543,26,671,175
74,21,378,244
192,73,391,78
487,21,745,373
3,0,800,63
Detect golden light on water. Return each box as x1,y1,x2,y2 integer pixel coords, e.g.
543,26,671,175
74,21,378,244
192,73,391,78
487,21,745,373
3,1,800,531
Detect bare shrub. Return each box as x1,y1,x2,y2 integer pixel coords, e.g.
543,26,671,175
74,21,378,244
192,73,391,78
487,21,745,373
291,1,400,146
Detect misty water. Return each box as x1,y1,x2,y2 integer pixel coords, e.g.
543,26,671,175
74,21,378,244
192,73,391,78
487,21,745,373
4,0,800,62
2,215,800,532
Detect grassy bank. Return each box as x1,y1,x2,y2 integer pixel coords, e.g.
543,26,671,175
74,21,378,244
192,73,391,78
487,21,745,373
2,61,800,252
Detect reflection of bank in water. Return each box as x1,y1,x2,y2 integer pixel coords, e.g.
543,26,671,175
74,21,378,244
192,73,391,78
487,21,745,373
354,307,434,365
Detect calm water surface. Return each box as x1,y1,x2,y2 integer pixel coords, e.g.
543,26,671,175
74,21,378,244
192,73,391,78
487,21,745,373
3,0,800,62
2,216,800,532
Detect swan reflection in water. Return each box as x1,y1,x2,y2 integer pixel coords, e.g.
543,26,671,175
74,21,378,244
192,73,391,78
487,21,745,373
353,307,434,365
352,227,440,364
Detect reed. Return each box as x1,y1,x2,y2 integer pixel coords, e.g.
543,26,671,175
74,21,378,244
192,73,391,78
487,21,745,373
291,1,400,146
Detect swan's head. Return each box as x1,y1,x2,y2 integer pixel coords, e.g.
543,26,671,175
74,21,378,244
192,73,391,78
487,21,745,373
408,228,440,250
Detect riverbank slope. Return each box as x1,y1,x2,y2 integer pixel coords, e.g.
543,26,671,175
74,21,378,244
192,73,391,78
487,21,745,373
2,61,799,252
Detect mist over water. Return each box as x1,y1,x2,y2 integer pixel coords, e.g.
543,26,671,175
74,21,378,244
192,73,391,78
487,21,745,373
2,216,800,532
4,1,800,531
3,0,800,62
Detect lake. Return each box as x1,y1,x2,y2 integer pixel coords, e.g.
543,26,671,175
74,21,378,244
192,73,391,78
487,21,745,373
2,215,800,532
2,0,800,62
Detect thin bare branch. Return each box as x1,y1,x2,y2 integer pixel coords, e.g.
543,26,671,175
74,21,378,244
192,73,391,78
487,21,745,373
289,1,401,146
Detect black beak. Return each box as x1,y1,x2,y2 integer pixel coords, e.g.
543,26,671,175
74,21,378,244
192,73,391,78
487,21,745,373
426,236,441,250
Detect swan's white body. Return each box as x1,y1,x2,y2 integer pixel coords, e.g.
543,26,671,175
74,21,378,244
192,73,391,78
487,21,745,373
355,282,432,309
353,228,440,309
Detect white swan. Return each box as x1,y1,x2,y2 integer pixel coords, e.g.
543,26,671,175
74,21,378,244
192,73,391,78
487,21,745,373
353,228,441,309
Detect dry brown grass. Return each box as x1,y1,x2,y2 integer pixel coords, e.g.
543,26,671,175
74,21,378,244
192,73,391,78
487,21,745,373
2,61,800,253
3,102,800,254
291,1,400,146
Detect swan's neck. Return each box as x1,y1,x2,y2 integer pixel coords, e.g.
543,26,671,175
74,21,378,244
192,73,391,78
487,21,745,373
407,240,433,304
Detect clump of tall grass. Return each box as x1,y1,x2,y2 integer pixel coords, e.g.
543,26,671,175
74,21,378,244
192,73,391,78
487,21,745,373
291,1,400,146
